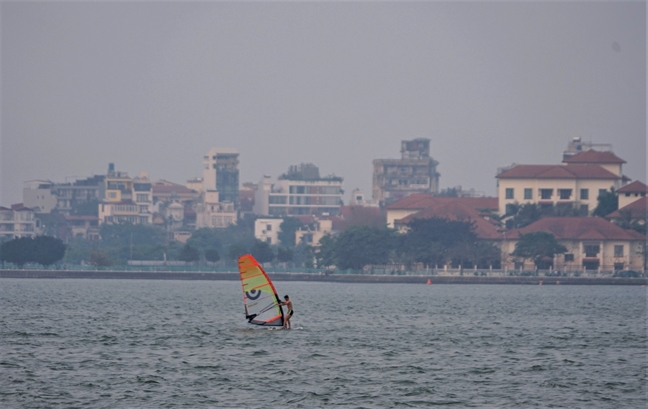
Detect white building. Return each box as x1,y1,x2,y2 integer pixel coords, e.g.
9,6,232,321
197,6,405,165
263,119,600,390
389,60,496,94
195,191,237,228
253,164,343,217
254,218,283,245
295,218,333,246
496,150,626,215
0,205,40,239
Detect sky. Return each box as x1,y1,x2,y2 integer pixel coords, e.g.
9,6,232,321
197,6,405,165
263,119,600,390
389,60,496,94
1,1,645,206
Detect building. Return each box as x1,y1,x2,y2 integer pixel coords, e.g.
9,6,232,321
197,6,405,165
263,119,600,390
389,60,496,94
501,217,645,272
253,164,344,217
99,165,153,225
295,218,333,246
372,138,440,206
254,218,283,245
22,180,57,213
23,175,105,215
152,180,200,205
0,204,40,239
562,137,613,161
606,196,647,227
385,194,498,229
65,215,100,240
496,150,627,215
202,148,239,207
615,180,647,209
195,191,237,228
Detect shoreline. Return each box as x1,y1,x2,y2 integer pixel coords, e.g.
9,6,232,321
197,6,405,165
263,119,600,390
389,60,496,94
1,269,646,285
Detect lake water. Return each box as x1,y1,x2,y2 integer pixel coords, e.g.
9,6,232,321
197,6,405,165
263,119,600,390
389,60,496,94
0,279,646,408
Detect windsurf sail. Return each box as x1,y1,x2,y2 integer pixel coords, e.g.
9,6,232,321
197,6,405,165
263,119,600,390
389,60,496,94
238,254,284,327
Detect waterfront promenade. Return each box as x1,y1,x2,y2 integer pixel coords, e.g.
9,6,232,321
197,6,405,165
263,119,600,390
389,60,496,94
1,269,645,285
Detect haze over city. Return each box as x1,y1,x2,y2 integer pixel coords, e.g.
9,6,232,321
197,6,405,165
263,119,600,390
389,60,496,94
1,1,645,205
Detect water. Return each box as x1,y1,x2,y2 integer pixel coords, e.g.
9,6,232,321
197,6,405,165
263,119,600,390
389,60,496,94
1,279,645,408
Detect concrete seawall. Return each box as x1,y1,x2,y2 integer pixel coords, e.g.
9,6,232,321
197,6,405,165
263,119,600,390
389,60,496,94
1,269,646,285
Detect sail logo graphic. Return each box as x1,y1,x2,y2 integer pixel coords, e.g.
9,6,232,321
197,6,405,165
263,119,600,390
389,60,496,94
246,290,261,300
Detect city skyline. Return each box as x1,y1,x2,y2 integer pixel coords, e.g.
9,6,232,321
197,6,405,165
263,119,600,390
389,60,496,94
2,2,645,206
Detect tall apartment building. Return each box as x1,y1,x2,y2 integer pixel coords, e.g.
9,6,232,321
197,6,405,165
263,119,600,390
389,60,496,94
203,148,239,208
372,138,440,207
254,164,344,216
23,175,105,215
99,164,152,225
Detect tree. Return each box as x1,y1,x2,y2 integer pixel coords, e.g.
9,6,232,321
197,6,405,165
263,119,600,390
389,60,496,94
315,234,336,268
205,248,221,263
332,226,396,270
32,236,66,266
277,246,294,263
278,217,303,247
227,242,248,261
0,237,33,266
399,218,478,268
89,249,113,266
593,188,618,217
0,236,66,266
178,244,200,263
250,240,275,264
511,231,567,269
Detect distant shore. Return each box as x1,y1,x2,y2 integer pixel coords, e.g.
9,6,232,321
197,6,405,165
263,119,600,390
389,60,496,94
1,269,646,285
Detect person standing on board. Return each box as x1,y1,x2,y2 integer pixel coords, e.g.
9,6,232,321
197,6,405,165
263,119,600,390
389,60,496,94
279,295,294,329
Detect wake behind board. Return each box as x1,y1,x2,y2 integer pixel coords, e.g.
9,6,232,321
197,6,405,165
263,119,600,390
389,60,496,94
238,254,285,327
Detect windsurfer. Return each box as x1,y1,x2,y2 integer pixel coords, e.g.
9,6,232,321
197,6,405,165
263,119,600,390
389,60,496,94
279,295,293,329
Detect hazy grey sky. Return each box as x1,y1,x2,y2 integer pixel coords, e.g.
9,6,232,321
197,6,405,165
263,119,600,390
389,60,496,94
2,1,645,205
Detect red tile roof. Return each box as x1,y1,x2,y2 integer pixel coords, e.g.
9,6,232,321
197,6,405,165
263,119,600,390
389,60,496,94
394,201,502,239
385,194,498,211
605,196,647,220
497,164,619,180
507,217,645,241
563,149,626,164
616,180,647,194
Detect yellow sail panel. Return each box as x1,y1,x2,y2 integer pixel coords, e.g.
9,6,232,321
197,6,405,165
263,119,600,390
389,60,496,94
238,254,284,327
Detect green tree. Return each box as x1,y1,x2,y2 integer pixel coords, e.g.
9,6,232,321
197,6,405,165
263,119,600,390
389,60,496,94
186,228,222,255
32,236,66,266
205,248,221,263
278,217,304,247
593,188,618,217
399,218,478,267
250,240,275,264
178,244,200,263
315,234,337,268
511,231,567,269
89,249,113,266
0,237,34,266
227,242,248,261
277,246,294,263
332,226,396,270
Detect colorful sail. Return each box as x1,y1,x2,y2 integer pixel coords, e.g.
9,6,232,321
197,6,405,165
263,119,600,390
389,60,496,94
238,254,284,327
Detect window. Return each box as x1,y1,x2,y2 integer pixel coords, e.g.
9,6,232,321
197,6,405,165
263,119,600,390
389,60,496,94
564,253,574,262
266,224,272,231
540,189,553,200
559,189,572,200
524,188,532,200
584,245,600,258
580,189,589,200
614,263,624,272
505,188,514,199
598,189,607,198
614,245,624,257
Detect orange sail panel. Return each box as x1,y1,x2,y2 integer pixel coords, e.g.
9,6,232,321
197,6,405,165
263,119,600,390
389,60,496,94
238,254,284,327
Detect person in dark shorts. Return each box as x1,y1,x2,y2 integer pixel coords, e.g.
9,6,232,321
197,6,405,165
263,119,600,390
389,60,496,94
279,295,294,329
